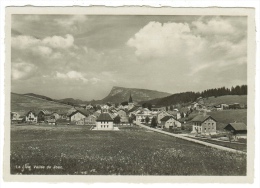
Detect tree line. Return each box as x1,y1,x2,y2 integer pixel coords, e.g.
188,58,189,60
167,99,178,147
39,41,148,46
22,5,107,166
150,85,247,106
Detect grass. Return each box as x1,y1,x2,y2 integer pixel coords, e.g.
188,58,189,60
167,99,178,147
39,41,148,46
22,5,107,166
187,137,247,152
208,109,247,130
11,93,72,114
203,95,247,106
11,124,246,175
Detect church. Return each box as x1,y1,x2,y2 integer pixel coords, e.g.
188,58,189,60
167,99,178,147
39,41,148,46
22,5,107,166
128,93,135,110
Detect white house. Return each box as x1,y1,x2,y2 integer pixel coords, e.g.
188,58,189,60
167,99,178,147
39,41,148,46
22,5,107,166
95,113,115,130
191,115,217,135
160,116,182,128
25,111,38,123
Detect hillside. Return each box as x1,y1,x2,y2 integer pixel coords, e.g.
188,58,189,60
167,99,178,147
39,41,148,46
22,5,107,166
101,86,171,103
23,93,54,101
208,109,247,130
57,98,90,105
141,92,198,106
203,95,247,106
11,93,73,114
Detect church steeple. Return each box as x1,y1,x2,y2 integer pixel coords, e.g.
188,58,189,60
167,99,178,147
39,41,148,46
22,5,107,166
129,93,133,103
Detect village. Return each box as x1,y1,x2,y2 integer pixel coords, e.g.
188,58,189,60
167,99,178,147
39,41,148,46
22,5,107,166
10,93,247,144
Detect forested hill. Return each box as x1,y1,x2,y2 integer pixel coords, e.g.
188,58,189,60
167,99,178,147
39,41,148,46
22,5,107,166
140,85,247,106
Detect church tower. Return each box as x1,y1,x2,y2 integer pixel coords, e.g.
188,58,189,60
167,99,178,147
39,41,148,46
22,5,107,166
128,93,134,110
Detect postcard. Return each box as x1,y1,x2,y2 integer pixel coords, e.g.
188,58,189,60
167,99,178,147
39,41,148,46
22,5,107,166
3,6,256,183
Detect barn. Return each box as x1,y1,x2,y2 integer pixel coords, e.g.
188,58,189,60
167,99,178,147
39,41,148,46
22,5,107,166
224,123,247,140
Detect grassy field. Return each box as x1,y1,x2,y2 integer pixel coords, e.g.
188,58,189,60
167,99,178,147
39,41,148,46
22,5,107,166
208,109,247,130
203,95,247,106
11,124,246,175
11,93,72,114
187,137,247,152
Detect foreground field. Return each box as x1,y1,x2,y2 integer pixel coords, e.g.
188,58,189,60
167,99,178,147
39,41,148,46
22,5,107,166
11,124,246,175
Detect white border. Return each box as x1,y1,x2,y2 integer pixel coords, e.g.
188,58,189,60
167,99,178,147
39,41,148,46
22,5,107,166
0,1,259,188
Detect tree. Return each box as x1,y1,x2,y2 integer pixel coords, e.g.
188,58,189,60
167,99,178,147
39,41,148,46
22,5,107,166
166,106,169,111
113,115,121,125
170,105,174,111
128,116,133,125
145,116,150,125
150,117,157,128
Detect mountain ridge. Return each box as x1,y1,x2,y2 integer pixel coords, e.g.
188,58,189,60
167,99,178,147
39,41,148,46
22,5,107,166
101,86,172,103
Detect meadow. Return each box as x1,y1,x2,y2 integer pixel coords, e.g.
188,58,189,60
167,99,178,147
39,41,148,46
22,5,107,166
11,124,246,175
11,93,72,114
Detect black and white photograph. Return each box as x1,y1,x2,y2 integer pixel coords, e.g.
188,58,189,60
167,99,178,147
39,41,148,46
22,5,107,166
2,7,256,183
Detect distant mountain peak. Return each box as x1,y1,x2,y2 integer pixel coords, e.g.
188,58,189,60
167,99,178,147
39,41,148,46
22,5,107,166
102,86,171,103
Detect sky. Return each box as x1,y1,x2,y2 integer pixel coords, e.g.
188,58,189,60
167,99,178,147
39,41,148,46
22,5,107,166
11,15,247,100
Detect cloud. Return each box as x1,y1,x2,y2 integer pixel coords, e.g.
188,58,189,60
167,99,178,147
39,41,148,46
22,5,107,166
90,77,100,84
127,21,207,59
12,61,37,80
32,46,53,56
192,18,235,35
12,34,75,51
11,35,40,50
54,15,88,33
42,34,75,49
55,15,87,27
56,71,88,83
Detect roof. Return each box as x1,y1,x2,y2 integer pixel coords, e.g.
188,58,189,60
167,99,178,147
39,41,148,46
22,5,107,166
96,113,114,121
167,111,179,116
161,116,173,122
191,115,216,123
26,110,37,116
68,108,91,117
225,123,247,131
128,106,140,113
39,110,52,115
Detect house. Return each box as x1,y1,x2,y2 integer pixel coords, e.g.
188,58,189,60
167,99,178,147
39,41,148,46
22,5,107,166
85,115,97,125
157,111,170,124
11,112,20,120
95,113,114,130
11,112,25,124
47,119,56,125
229,103,241,109
161,116,182,128
76,119,85,125
59,113,68,120
101,105,110,113
151,106,166,112
135,108,153,123
224,123,247,140
191,115,217,135
37,110,52,122
68,108,90,122
117,109,126,117
25,111,38,123
86,104,94,110
51,112,60,120
167,111,181,120
93,110,101,118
